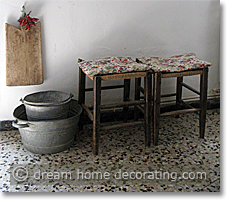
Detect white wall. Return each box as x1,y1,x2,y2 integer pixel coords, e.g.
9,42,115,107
0,0,220,120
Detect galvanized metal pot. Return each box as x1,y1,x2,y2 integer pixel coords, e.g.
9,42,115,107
13,100,82,154
20,90,74,121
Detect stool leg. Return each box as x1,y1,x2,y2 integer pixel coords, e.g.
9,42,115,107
78,68,85,131
123,79,131,123
199,68,208,138
144,72,152,146
134,78,141,121
153,72,161,146
176,77,183,116
93,76,101,155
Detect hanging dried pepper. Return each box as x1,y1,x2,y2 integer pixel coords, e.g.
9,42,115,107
17,6,39,30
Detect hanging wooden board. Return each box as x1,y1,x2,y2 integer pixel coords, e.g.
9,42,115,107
5,22,43,86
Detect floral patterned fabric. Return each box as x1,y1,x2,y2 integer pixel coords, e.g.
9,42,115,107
78,57,150,76
136,53,212,73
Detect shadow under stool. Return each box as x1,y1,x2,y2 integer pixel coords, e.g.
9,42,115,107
77,57,152,155
135,53,212,145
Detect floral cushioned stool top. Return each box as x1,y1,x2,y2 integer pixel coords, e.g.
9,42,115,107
78,57,150,77
136,53,212,73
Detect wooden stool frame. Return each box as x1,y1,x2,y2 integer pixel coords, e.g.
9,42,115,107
134,67,209,145
78,68,152,155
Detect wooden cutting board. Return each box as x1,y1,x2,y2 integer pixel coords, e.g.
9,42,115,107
5,22,43,86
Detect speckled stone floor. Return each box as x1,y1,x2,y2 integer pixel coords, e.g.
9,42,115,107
0,109,220,192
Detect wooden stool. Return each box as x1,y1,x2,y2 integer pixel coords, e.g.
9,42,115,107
78,57,152,155
135,53,211,145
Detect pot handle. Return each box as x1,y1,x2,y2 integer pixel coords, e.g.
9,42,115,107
70,93,74,98
12,121,29,128
58,93,74,104
19,98,24,103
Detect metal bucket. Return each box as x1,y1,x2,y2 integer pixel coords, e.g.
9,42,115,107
12,100,82,154
20,91,74,121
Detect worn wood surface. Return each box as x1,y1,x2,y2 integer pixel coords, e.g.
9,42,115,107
100,71,147,81
199,67,208,138
180,81,200,95
93,76,101,155
160,108,200,117
78,68,86,131
82,70,148,81
134,77,141,121
123,79,130,123
144,71,152,147
85,84,124,91
161,70,202,78
176,76,183,115
100,121,144,131
5,22,43,86
81,103,94,122
153,72,161,146
100,100,145,109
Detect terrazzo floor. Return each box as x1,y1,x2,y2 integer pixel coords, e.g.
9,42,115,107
0,109,220,192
